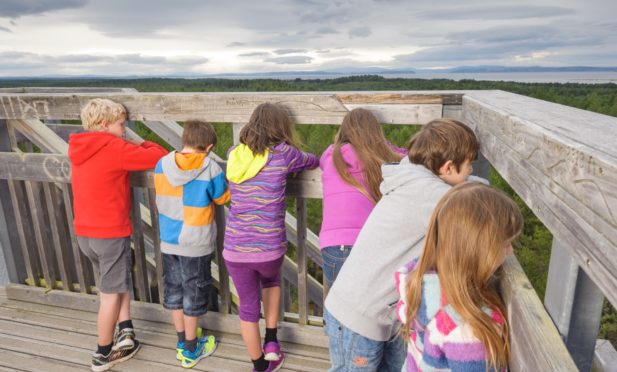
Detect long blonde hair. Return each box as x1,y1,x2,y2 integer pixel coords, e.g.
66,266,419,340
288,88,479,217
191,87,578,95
332,108,403,202
403,182,522,370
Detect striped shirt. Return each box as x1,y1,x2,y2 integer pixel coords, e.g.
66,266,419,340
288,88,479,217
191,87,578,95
223,143,318,263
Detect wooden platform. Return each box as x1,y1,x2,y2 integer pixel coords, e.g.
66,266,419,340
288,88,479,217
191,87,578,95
0,285,331,371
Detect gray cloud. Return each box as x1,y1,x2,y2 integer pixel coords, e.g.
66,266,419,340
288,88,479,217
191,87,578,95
265,56,313,64
273,48,307,55
315,27,338,35
0,25,11,32
348,26,371,38
227,42,245,47
418,5,576,21
0,0,88,18
239,52,271,57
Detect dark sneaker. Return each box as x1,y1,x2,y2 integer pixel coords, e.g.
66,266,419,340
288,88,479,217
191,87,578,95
113,327,136,351
253,352,285,372
176,327,204,361
263,341,281,361
180,335,217,368
91,339,141,371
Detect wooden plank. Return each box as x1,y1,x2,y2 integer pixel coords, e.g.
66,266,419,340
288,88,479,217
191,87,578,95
146,188,164,303
499,256,578,371
0,153,72,183
215,205,231,314
336,93,444,104
42,183,71,291
463,91,617,307
24,181,56,289
0,92,454,124
7,180,40,285
232,123,243,145
0,87,137,93
142,120,182,150
280,256,323,309
8,119,68,154
296,198,308,326
44,123,83,142
0,120,26,284
131,188,150,302
0,349,85,372
5,284,329,348
60,184,90,293
285,213,322,267
343,103,442,125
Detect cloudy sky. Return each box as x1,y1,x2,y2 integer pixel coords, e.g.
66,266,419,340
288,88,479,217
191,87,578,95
0,0,615,76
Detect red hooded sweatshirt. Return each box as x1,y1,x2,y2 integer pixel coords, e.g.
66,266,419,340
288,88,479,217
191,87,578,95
68,132,167,238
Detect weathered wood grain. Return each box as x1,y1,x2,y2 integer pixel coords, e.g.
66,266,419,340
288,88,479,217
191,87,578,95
296,198,308,326
500,256,578,371
42,182,72,291
131,188,150,302
343,103,442,124
8,119,69,154
463,91,617,308
0,92,457,124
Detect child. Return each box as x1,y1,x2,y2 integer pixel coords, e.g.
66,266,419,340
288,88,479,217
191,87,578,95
154,120,230,368
324,118,481,371
68,98,167,371
319,108,405,288
396,182,522,371
224,103,319,372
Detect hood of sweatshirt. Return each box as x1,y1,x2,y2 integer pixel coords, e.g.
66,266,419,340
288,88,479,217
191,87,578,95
226,144,268,183
68,132,119,166
380,156,441,195
161,151,211,187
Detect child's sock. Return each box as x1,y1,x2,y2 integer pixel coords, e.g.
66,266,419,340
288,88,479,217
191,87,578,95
184,337,197,353
96,343,113,356
177,331,186,344
252,353,269,371
118,319,134,330
265,327,278,343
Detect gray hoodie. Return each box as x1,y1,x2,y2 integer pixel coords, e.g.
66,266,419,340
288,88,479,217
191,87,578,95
324,157,456,341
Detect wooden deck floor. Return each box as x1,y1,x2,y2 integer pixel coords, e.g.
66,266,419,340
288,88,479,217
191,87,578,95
0,286,331,371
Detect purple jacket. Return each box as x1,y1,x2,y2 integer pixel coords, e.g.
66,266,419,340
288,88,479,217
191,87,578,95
224,143,319,263
319,143,406,248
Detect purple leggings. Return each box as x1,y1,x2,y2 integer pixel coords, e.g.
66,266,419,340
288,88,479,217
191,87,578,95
225,255,285,322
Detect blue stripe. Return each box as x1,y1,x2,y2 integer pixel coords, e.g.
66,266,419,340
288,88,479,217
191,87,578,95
159,214,182,244
183,180,212,207
209,172,228,200
154,160,164,173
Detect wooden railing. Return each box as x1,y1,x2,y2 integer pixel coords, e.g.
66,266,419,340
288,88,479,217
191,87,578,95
1,89,615,371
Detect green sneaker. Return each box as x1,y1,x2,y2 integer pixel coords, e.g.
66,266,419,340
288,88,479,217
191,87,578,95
181,335,217,368
176,327,203,360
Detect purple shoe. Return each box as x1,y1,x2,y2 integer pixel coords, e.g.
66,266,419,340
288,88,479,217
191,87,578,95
263,341,281,361
253,353,285,372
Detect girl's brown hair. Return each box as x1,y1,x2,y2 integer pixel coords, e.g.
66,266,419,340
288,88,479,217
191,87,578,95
239,103,301,155
332,108,403,202
403,182,522,370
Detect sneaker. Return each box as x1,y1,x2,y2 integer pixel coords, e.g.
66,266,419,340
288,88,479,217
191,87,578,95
176,327,204,361
113,327,135,351
180,335,217,368
253,353,285,372
91,339,141,371
263,341,281,361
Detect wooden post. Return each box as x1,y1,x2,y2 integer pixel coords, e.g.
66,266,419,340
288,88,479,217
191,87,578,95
0,120,25,284
61,184,93,293
232,123,243,145
130,188,150,302
296,197,308,326
147,188,164,303
215,205,231,313
544,240,604,372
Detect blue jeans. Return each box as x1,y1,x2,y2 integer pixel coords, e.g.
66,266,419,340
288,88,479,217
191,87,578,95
322,245,353,288
162,253,213,317
324,310,406,371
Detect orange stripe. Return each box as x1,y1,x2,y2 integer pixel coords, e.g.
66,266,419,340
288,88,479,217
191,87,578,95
184,205,214,226
214,189,231,205
154,174,182,197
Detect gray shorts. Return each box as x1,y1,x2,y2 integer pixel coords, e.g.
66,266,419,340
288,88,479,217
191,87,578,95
77,236,132,294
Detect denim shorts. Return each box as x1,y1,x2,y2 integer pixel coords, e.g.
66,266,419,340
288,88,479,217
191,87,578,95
162,253,213,317
77,236,132,294
321,245,353,288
